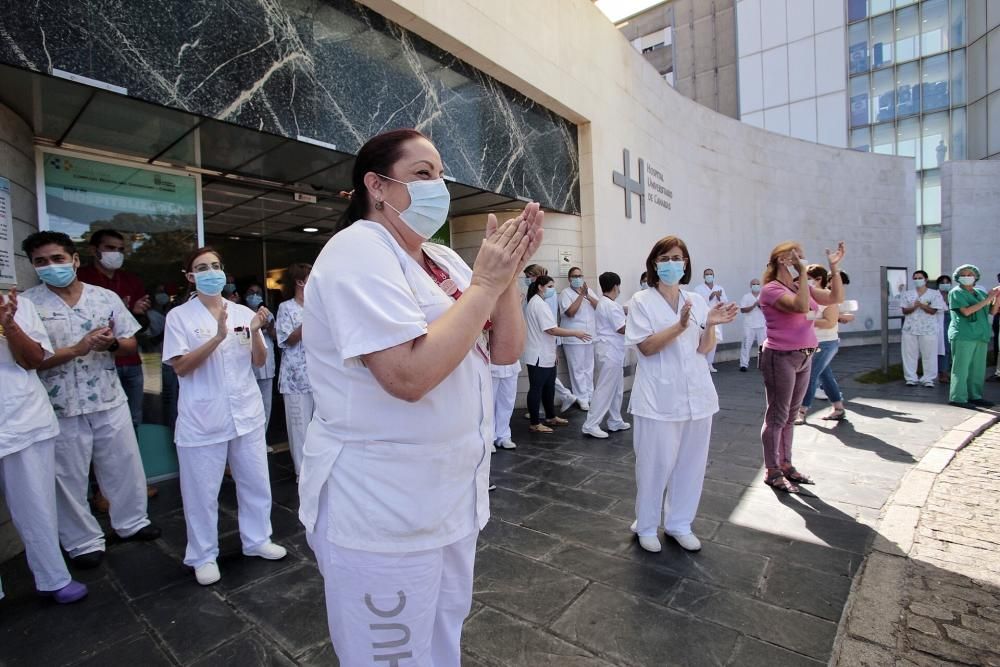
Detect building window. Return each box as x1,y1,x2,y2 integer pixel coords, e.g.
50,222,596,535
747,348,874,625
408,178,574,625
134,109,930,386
951,107,967,159
851,127,872,151
922,53,950,111
921,170,942,226
921,111,950,168
897,117,921,169
871,0,892,17
895,6,920,63
950,48,966,105
950,0,966,47
921,0,949,56
873,122,896,154
849,0,869,23
896,61,921,117
871,14,894,68
851,75,871,127
850,22,870,74
873,67,896,122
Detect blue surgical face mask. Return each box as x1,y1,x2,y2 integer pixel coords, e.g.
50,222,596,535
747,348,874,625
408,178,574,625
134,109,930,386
519,276,531,290
959,276,976,286
938,282,951,292
380,175,451,239
544,286,556,299
704,274,715,285
35,262,76,288
656,261,685,286
154,292,170,306
195,269,227,296
222,283,237,296
246,294,263,309
640,281,647,290
751,284,761,294
570,277,584,289
913,278,926,288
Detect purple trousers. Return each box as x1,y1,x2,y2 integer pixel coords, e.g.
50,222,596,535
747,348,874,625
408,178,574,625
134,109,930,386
760,346,814,470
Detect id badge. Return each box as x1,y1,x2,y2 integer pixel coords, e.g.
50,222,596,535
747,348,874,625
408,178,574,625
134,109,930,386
237,327,252,345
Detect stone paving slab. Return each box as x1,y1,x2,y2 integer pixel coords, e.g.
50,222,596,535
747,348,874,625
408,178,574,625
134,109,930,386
1,345,997,666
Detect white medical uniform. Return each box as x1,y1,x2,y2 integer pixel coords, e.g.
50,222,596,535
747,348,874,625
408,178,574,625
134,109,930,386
544,292,576,405
276,298,313,476
0,296,72,595
559,286,599,402
901,288,946,384
299,220,492,666
626,289,718,539
693,282,726,367
23,283,150,557
252,313,276,436
162,299,274,568
583,295,628,432
490,361,520,443
739,291,766,369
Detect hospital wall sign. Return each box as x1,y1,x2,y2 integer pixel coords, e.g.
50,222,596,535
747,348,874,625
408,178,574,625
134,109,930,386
612,149,672,223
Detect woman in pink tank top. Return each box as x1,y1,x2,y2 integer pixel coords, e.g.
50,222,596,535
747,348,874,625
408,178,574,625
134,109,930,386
757,241,846,493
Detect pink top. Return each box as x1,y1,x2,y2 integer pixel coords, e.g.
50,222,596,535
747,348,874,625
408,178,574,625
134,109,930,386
760,281,818,351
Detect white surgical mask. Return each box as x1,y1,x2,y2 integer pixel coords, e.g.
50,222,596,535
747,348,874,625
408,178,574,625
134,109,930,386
379,175,451,239
959,276,976,286
99,251,124,271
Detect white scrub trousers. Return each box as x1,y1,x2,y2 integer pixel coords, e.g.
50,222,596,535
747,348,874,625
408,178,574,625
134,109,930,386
283,392,315,476
257,378,274,436
554,377,575,404
0,438,72,592
583,348,627,432
177,427,274,568
54,403,151,557
563,343,595,403
902,332,939,384
633,415,712,538
491,375,517,441
740,327,766,368
308,484,477,667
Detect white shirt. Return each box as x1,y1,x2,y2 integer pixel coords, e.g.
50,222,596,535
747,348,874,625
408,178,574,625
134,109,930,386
594,295,626,364
694,282,727,340
740,292,766,329
902,288,946,336
162,299,266,447
23,283,141,418
523,293,559,367
0,296,60,455
559,286,598,344
625,289,719,422
299,220,492,553
252,314,276,381
276,299,311,394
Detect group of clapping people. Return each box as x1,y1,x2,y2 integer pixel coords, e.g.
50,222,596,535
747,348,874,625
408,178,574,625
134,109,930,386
0,228,317,602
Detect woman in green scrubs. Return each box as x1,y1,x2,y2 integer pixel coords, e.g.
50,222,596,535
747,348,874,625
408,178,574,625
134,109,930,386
948,264,1000,408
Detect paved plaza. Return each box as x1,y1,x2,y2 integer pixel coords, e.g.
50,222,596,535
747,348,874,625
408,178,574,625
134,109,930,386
1,345,997,666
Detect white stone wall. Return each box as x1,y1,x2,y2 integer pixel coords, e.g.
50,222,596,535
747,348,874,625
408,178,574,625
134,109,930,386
362,0,915,357
941,160,1000,278
0,102,38,563
736,0,848,147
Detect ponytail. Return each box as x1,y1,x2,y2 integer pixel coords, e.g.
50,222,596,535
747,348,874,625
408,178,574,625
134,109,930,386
527,276,553,301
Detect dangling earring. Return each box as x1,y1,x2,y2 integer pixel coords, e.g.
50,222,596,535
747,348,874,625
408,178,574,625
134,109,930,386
374,198,384,210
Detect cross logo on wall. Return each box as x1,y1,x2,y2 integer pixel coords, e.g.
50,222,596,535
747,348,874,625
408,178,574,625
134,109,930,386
612,148,646,223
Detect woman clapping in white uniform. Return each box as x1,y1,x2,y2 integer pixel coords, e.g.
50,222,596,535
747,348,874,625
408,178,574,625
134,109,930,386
162,248,286,586
626,236,736,553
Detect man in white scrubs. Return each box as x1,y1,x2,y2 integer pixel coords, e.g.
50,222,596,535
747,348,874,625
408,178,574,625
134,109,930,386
582,272,630,439
21,232,159,569
560,266,599,409
693,268,727,372
738,279,766,372
0,289,87,604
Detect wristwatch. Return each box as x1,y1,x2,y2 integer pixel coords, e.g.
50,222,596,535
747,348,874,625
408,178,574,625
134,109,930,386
108,339,120,353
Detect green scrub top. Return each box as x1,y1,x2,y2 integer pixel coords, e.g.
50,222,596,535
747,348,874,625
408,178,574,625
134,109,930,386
948,287,992,342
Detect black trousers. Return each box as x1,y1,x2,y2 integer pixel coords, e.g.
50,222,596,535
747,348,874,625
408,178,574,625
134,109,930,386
526,364,556,425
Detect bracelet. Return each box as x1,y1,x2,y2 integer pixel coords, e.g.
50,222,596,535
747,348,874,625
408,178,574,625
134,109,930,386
108,339,120,353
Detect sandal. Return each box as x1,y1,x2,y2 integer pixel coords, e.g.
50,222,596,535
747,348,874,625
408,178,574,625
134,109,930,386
529,424,554,433
793,408,807,425
764,470,800,494
821,408,846,421
545,417,568,426
782,466,814,485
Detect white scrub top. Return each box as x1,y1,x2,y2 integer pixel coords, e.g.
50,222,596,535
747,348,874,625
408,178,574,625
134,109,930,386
559,286,598,344
694,282,727,342
740,292,766,329
625,288,719,422
299,220,492,554
23,283,141,418
523,294,559,367
594,295,626,365
0,296,59,455
251,311,276,381
276,299,311,394
162,299,266,447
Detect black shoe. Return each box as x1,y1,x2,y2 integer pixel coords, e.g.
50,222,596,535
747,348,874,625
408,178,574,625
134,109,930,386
71,550,104,569
739,367,748,372
948,401,977,409
970,398,996,407
120,524,161,542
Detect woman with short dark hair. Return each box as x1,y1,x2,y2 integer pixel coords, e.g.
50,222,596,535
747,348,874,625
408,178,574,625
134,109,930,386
275,263,312,477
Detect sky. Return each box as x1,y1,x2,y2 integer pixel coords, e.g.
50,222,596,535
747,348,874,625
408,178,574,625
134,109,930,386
593,0,663,23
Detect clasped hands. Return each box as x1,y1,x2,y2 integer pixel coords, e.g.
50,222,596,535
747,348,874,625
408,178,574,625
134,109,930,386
471,202,544,295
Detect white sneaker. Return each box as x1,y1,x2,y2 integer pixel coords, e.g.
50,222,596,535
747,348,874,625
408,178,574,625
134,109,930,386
559,394,577,413
195,561,221,586
630,521,661,552
243,542,287,560
669,533,702,552
496,437,517,450
490,442,497,453
709,366,718,373
815,388,828,400
922,381,935,388
607,422,631,432
906,381,918,386
523,411,531,419
577,400,590,411
582,425,609,439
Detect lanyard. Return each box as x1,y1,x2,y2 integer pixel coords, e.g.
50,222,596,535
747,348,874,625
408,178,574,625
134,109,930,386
421,254,491,362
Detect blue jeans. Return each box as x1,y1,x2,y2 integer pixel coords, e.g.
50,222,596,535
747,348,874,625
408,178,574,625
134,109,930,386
802,340,843,408
116,363,144,428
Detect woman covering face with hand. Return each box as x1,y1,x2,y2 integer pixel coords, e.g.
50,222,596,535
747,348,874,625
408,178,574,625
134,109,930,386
162,248,287,587
299,129,542,665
